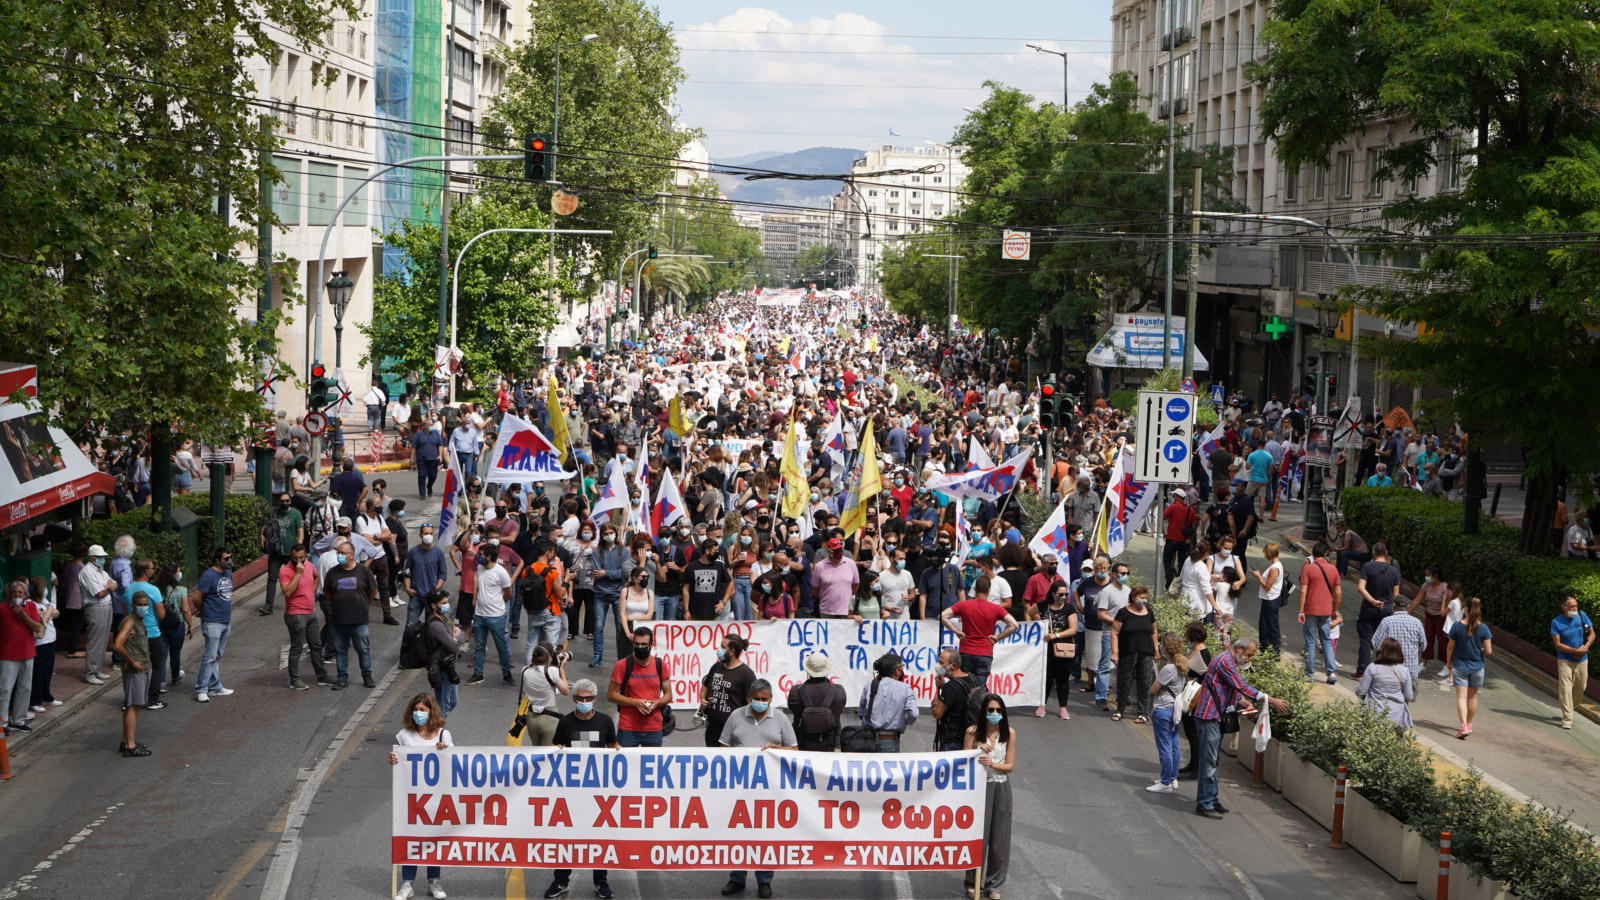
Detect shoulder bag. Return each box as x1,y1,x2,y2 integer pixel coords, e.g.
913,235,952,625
839,680,881,753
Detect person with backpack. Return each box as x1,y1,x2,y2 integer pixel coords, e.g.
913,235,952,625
1551,595,1594,730
787,651,846,751
519,541,566,662
258,492,304,616
700,633,757,747
400,590,460,715
931,647,978,752
607,626,673,747
857,652,918,752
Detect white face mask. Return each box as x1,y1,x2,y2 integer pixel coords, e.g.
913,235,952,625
421,534,435,546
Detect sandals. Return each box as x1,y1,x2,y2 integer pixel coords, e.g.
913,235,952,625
120,744,152,757
1110,712,1122,721
1134,716,1149,725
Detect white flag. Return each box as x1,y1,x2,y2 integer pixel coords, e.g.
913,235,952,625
588,460,632,524
1027,495,1077,582
966,435,994,472
925,447,1034,501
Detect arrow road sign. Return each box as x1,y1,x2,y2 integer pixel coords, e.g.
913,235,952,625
1136,389,1196,484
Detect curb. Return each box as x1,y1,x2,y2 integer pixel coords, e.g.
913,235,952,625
1,563,271,761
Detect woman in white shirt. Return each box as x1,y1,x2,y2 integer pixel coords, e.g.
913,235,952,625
1251,542,1286,654
1178,542,1215,620
387,694,453,900
517,644,570,746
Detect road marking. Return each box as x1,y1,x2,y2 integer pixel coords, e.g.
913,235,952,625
258,665,404,900
0,803,121,899
208,839,274,900
1226,864,1267,900
892,869,914,899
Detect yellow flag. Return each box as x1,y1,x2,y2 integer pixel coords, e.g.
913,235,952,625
839,422,883,537
547,375,570,465
780,415,808,520
669,393,693,436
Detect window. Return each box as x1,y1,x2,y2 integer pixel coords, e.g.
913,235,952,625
867,189,877,197
271,156,300,225
1312,165,1326,200
933,176,942,184
910,191,919,198
1440,139,1465,190
911,175,920,183
1279,246,1299,290
1283,165,1298,202
889,190,899,198
1365,147,1385,197
1336,151,1354,198
1401,155,1419,195
306,162,339,226
1390,249,1422,270
344,166,368,226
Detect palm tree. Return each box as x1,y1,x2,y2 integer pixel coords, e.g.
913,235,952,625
636,256,711,315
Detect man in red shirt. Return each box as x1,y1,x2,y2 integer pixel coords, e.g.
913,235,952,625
1,579,46,732
1162,492,1198,586
939,589,1020,682
1298,541,1341,682
279,544,331,690
607,626,673,747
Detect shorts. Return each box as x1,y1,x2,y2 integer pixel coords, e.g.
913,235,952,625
122,671,151,709
1452,667,1484,689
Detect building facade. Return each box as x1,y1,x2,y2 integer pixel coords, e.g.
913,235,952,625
1110,0,1469,410
831,144,969,291
758,210,835,284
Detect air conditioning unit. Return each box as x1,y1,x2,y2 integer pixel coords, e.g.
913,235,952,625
1157,99,1190,119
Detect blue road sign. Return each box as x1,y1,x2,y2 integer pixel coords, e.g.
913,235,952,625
1209,383,1226,405
1165,397,1192,422
1163,439,1188,464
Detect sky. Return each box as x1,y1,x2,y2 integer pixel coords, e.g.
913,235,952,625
664,2,1115,160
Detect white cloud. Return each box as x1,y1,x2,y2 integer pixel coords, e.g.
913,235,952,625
675,8,1111,159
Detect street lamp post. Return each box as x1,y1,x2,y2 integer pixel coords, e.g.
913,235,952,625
1025,44,1070,109
551,34,598,180
326,269,353,465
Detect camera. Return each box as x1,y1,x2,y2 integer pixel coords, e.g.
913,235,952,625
556,651,572,665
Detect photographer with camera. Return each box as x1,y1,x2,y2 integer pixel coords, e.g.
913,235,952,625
515,642,570,746
917,527,966,619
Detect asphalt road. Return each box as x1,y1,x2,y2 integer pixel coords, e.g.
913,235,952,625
0,485,1417,900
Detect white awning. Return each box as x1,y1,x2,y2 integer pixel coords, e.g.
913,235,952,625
1086,324,1210,371
1,398,113,531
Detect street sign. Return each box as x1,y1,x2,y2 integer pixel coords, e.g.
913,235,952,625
302,410,329,436
1135,390,1196,484
1305,415,1335,467
201,445,233,465
1179,378,1197,394
1209,383,1226,405
1333,400,1363,449
1001,229,1031,261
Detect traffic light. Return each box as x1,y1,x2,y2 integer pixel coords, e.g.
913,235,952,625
1038,376,1057,429
647,245,658,260
727,259,736,269
308,363,334,411
523,133,552,181
1325,373,1339,405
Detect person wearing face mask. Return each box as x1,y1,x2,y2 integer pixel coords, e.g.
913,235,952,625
563,524,599,646
0,579,46,735
1193,637,1289,819
918,530,966,620
964,695,1016,900
718,677,796,898
1110,585,1157,723
527,483,552,530
587,525,628,667
77,544,117,684
108,585,153,755
388,694,452,900
323,540,379,690
699,634,756,747
810,538,859,619
727,527,758,620
608,627,674,747
468,541,516,686
186,548,238,702
542,677,619,899
655,524,695,622
277,544,331,690
1550,596,1593,730
1085,558,1129,711
684,540,733,621
877,549,918,620
404,524,449,630
258,492,306,616
619,563,656,637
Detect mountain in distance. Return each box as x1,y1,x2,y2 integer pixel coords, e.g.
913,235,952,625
716,150,784,167
710,146,864,211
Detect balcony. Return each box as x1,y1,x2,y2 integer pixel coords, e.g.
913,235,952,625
1158,26,1195,50
479,30,506,55
1302,260,1421,294
1197,246,1272,287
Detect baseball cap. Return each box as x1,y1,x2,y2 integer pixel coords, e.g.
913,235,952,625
87,544,107,558
1080,559,1095,572
335,516,352,529
826,537,844,550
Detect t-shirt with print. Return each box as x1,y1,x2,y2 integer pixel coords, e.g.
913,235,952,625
553,711,617,748
685,559,730,620
610,655,671,733
196,567,234,624
322,564,376,626
701,661,758,743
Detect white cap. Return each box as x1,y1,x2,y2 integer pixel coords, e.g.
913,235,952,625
88,544,108,558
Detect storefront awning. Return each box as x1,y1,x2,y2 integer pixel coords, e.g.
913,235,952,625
1086,322,1210,371
1,396,113,531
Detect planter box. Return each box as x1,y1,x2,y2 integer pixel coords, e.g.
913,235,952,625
1232,739,1282,788
1280,746,1335,830
1414,847,1516,900
1345,788,1422,882
1263,739,1284,792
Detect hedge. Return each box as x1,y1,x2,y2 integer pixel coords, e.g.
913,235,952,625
61,493,270,582
1340,487,1600,680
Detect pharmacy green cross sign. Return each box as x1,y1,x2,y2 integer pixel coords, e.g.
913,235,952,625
1261,315,1290,340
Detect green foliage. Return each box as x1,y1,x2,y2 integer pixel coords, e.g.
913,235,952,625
1107,389,1138,412
1289,700,1436,822
1341,487,1600,678
362,196,564,382
791,244,848,290
1253,0,1600,534
0,0,355,438
890,373,940,410
1485,798,1600,900
654,178,762,301
1140,370,1219,425
1012,487,1054,539
1242,650,1312,745
479,0,691,296
880,232,955,325
79,493,270,577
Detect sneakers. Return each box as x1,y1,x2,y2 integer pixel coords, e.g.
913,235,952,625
1094,699,1110,712
426,880,447,899
86,674,106,685
7,723,33,733
145,701,167,711
1327,675,1338,685
594,885,613,900
1145,781,1176,793
171,671,185,685
542,883,570,898
758,886,772,899
212,687,235,697
332,679,348,690
195,692,210,703
29,705,45,713
316,675,336,686
1456,724,1472,739
589,657,603,669
290,679,310,690
257,606,274,616
1033,706,1046,718
1058,708,1070,720
1194,805,1224,819
395,883,415,900
466,674,485,685
503,674,515,686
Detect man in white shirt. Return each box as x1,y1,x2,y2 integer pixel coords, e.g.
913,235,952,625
469,541,515,686
77,545,117,684
877,549,918,619
363,384,386,432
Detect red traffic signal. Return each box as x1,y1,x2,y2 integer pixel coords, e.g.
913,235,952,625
529,137,546,151
1040,384,1054,397
311,363,327,379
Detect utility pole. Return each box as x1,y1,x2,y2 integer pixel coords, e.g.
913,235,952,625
1161,0,1178,371
1183,165,1201,378
435,0,459,386
255,115,274,501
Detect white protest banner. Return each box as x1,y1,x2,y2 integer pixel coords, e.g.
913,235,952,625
392,747,985,872
650,618,1047,708
485,414,574,484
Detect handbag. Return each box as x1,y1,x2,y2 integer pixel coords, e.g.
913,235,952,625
1051,640,1076,659
838,680,881,753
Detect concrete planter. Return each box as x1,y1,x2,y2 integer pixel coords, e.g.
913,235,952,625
1414,847,1517,900
1232,738,1282,789
1263,739,1284,792
1280,746,1335,830
1345,788,1422,882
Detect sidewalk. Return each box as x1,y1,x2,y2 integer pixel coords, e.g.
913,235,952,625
1126,501,1600,834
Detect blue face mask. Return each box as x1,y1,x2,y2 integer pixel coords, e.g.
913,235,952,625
750,700,770,715
412,710,430,726
438,604,451,616
716,648,728,661
575,701,595,714
985,712,1003,725
740,536,752,546
336,553,348,565
1117,575,1129,585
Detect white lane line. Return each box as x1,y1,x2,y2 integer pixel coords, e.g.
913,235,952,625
893,869,914,900
0,803,122,899
259,666,404,900
1227,864,1268,900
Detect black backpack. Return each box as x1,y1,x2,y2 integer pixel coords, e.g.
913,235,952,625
263,512,284,554
797,682,838,737
399,619,432,669
519,564,551,614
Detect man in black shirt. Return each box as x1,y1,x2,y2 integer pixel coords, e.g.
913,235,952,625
545,677,618,900
527,484,552,530
683,540,732,620
786,651,846,752
700,634,757,746
931,648,977,751
322,540,377,689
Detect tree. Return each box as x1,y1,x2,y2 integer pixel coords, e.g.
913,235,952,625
361,196,566,390
0,0,353,442
791,244,849,290
1253,0,1600,552
879,232,955,324
654,178,762,299
480,0,691,299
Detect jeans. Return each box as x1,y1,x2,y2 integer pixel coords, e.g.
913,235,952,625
0,658,33,727
1302,614,1336,678
936,741,963,751
472,614,512,679
731,575,753,620
618,729,662,747
328,623,371,680
197,622,230,694
260,553,288,612
400,866,441,883
1337,549,1372,576
874,735,902,753
406,593,430,629
416,459,440,496
366,404,382,431
435,680,458,718
590,593,624,661
159,628,184,686
145,632,166,705
960,652,993,682
1356,605,1389,676
1095,631,1113,701
507,582,523,633
1153,707,1181,784
525,610,564,665
1196,718,1223,809
284,613,328,683
456,452,478,481
728,870,773,887
1258,597,1283,654
655,594,680,622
